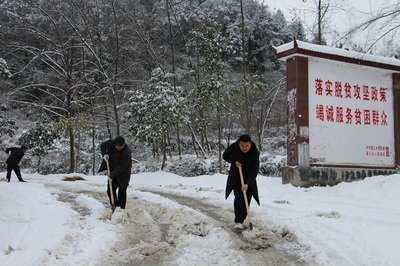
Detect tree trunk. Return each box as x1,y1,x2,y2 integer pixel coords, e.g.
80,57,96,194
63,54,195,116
161,133,167,170
92,125,96,175
260,84,282,151
240,0,251,134
217,86,223,173
110,88,120,136
104,104,113,139
188,123,207,158
111,0,121,136
69,127,75,173
165,0,182,159
317,0,322,44
37,156,42,173
75,130,80,172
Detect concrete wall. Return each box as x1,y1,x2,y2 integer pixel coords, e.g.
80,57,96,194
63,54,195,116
282,166,397,187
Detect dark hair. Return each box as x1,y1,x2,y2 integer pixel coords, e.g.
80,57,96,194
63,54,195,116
114,136,125,145
21,145,28,150
238,134,252,142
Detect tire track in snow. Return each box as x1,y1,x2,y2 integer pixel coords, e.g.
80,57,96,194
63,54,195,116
47,182,318,266
140,189,319,266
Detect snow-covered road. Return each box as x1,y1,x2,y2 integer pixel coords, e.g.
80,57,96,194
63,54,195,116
48,184,315,265
2,171,399,266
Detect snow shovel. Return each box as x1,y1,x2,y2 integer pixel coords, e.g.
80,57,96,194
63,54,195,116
238,165,253,230
105,158,116,214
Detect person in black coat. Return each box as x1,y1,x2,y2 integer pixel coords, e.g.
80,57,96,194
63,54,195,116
5,146,28,182
223,134,260,228
98,136,132,209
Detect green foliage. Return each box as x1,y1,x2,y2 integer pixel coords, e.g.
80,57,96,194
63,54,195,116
53,116,89,134
186,22,233,74
246,9,291,73
19,121,60,157
193,79,221,110
287,18,307,41
0,116,18,137
125,68,189,144
1,0,292,149
186,20,234,134
194,78,224,132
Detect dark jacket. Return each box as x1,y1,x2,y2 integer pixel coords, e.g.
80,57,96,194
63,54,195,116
223,141,260,205
98,139,132,188
6,147,25,166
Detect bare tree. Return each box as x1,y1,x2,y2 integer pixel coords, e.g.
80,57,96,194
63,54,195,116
297,0,346,44
346,1,400,53
240,0,251,133
3,0,131,172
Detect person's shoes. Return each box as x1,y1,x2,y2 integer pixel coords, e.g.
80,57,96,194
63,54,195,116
111,208,130,224
234,223,245,229
7,178,10,183
19,180,27,182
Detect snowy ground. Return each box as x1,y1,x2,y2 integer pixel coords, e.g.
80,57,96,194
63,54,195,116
0,171,399,266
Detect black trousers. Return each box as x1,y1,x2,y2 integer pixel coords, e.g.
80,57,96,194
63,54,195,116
107,178,127,209
6,164,23,181
233,187,252,223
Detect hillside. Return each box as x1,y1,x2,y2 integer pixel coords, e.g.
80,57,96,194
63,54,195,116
0,92,287,176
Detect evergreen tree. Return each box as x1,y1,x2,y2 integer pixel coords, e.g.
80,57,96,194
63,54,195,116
0,116,17,137
287,18,307,41
125,68,189,169
19,120,60,172
0,0,299,173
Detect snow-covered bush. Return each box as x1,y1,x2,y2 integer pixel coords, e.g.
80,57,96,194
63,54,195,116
0,58,12,80
0,116,17,137
19,120,60,173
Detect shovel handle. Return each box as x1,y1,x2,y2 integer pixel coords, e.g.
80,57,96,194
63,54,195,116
238,165,252,227
105,158,115,207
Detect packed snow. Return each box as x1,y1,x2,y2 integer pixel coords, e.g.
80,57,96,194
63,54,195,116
1,171,399,265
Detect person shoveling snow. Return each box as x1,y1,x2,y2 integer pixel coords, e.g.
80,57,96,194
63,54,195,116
222,134,260,230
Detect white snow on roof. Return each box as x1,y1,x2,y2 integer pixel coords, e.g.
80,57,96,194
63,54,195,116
274,40,400,68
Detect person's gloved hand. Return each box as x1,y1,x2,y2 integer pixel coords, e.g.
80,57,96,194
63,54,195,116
103,154,109,160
